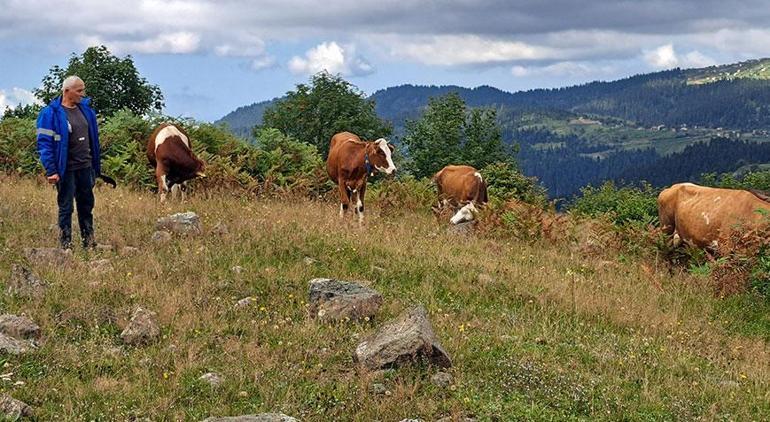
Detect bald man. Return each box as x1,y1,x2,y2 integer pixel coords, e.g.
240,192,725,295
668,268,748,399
36,75,103,250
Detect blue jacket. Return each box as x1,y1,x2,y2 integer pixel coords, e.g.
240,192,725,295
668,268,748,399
36,96,101,177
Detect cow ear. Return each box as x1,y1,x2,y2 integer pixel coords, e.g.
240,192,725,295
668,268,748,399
387,143,395,153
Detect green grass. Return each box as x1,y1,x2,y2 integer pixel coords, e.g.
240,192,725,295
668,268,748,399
1,175,770,420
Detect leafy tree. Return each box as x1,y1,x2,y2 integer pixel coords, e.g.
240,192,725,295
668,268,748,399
261,72,391,158
34,45,163,117
2,103,41,120
401,92,514,179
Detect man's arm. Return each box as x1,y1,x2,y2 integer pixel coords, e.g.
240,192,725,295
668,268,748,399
35,108,59,182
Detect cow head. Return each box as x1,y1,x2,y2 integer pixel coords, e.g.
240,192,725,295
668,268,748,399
450,202,478,224
194,157,206,178
367,139,397,175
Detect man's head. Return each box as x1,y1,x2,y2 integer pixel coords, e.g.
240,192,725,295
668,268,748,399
62,76,85,105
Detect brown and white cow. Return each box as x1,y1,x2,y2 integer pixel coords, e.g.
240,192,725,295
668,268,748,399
658,182,770,250
146,123,205,203
326,131,396,223
432,165,488,224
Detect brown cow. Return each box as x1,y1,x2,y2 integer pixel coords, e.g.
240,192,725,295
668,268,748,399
658,182,770,250
432,165,488,224
146,123,205,203
326,131,396,223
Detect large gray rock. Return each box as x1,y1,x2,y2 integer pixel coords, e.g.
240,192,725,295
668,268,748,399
0,315,40,340
23,247,73,267
120,307,161,346
0,394,33,418
156,211,202,235
308,278,383,322
354,305,452,370
0,333,31,354
202,414,297,422
446,221,476,236
7,264,47,298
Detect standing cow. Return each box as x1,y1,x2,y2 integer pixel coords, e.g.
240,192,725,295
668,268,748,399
326,131,396,223
146,123,205,203
433,165,488,224
658,182,770,251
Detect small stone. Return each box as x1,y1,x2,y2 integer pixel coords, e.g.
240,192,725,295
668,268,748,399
535,337,547,345
95,243,115,252
477,273,494,284
120,246,139,255
23,247,73,267
370,383,386,395
202,414,298,422
155,211,202,235
120,307,161,346
212,222,229,235
151,231,172,243
0,314,40,340
303,257,318,266
235,297,255,308
89,259,114,275
231,266,244,274
0,333,31,355
431,371,454,388
0,394,33,418
199,372,223,387
7,264,47,298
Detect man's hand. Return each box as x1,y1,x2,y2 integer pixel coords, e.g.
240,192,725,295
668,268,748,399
47,174,60,184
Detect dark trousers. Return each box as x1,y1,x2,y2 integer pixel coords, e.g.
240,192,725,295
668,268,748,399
57,167,95,248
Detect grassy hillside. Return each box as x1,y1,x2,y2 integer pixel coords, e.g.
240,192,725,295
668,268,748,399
1,176,770,420
687,58,770,85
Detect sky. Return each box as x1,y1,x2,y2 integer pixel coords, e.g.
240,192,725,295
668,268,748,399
2,0,770,122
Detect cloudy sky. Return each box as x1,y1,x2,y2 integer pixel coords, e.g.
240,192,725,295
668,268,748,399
2,0,770,121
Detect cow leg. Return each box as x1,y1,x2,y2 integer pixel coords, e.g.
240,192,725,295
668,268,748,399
338,180,351,218
156,167,169,203
180,181,189,202
171,183,181,201
357,183,366,224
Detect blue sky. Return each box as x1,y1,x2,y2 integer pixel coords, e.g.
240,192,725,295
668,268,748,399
2,0,770,122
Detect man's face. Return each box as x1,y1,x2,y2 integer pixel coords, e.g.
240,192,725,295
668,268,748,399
64,81,86,104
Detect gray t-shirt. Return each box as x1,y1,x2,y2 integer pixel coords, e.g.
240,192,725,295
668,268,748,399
64,105,91,171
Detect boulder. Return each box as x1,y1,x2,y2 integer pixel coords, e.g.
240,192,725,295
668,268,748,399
156,211,202,235
7,264,47,298
354,305,451,370
0,315,40,340
23,247,73,267
308,278,382,322
0,333,31,355
0,394,33,419
120,307,161,346
447,221,476,236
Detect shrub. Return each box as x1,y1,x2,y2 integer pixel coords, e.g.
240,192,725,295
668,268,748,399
569,181,659,227
369,176,436,216
0,117,39,174
481,162,547,206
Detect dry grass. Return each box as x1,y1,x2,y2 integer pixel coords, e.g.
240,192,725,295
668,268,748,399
1,174,770,420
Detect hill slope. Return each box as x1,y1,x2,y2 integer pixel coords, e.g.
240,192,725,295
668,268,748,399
2,176,770,419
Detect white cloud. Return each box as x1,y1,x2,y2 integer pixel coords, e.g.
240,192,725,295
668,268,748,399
511,61,619,78
78,32,201,55
643,44,716,69
0,87,41,110
390,35,557,66
644,44,679,68
250,56,276,71
288,42,373,76
215,33,266,57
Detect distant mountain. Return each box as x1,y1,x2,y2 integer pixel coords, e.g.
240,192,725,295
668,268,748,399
216,98,279,139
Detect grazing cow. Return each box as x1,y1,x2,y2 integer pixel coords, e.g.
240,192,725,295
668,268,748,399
326,131,396,223
146,123,205,202
433,165,488,224
657,182,770,250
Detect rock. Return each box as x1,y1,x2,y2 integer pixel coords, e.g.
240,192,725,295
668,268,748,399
120,307,161,346
370,265,386,273
0,394,33,419
303,257,318,266
231,266,244,274
23,247,73,267
89,259,114,275
211,222,229,235
151,230,172,243
354,305,451,370
234,297,255,308
370,383,386,395
120,246,140,255
0,315,40,340
202,414,298,422
431,371,454,388
436,417,476,422
0,333,31,354
95,243,115,252
199,372,223,387
447,221,476,236
308,278,383,322
7,264,47,298
155,211,202,235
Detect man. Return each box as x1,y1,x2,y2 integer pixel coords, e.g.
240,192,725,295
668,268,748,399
36,75,102,249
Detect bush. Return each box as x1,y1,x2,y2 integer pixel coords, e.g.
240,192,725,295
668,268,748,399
0,117,39,175
369,176,436,216
481,162,547,206
569,181,659,226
